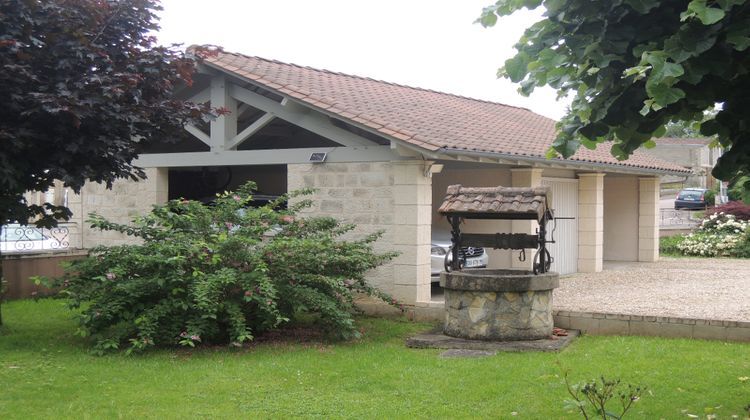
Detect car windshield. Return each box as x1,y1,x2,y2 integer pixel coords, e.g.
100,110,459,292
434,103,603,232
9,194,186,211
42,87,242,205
678,190,703,200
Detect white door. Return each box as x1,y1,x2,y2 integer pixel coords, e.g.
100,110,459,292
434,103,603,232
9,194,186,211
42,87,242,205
541,178,578,275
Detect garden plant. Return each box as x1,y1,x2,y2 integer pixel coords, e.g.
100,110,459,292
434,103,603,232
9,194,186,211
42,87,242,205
562,367,645,420
668,211,750,257
707,201,750,221
49,182,399,354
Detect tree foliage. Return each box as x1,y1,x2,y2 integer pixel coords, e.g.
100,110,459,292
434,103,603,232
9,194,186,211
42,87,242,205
663,120,702,138
664,107,718,138
0,0,212,227
479,0,750,182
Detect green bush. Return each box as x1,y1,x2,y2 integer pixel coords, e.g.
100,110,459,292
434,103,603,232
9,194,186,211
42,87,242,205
55,182,399,353
704,188,716,207
728,176,750,204
659,235,685,256
731,230,750,258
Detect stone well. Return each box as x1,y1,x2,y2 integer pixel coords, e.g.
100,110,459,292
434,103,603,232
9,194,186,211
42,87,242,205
441,269,559,341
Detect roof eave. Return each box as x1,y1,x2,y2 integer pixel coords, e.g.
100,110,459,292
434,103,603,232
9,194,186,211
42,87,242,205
440,148,691,177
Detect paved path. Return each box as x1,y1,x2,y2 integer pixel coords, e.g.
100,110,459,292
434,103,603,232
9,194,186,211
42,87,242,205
660,197,676,209
554,258,750,322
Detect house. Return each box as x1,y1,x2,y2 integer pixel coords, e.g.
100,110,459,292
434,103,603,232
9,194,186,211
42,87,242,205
63,46,689,306
643,137,721,189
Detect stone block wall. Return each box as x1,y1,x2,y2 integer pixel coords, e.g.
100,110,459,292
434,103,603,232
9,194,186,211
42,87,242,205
288,162,397,295
69,168,168,248
288,161,432,304
638,177,660,262
603,176,639,262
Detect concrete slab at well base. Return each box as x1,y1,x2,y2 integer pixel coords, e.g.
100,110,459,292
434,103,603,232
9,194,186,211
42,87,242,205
406,328,579,353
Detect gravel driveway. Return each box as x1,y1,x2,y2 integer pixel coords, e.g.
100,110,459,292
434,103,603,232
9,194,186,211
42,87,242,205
554,258,750,322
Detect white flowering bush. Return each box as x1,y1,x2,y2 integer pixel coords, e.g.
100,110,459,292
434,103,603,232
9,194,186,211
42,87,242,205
677,213,750,257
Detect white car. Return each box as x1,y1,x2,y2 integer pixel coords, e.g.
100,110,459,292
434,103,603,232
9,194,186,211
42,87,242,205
0,224,60,253
430,232,488,281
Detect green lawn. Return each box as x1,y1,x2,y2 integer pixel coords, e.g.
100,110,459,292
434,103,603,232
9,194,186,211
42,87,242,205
1,299,749,419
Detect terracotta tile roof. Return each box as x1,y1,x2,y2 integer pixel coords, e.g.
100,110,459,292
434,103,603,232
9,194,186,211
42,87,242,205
197,47,689,174
438,185,550,221
656,137,713,146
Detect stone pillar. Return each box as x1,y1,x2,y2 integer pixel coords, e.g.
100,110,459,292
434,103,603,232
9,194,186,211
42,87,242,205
392,161,432,304
510,167,543,270
577,173,605,272
63,185,85,249
638,176,660,262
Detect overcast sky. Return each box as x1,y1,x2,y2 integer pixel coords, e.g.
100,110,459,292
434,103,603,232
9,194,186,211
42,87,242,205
157,0,569,120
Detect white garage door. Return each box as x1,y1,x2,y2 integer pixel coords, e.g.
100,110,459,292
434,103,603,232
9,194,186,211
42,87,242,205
541,178,578,275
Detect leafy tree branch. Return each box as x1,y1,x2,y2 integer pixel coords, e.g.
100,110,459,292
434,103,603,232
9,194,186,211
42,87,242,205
479,0,750,184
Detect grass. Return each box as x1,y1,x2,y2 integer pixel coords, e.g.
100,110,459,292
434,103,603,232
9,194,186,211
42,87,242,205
1,299,750,418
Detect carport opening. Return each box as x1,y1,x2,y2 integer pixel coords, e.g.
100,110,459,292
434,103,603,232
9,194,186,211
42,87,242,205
168,165,287,204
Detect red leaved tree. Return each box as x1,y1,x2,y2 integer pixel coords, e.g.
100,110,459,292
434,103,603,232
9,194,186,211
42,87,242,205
0,0,214,325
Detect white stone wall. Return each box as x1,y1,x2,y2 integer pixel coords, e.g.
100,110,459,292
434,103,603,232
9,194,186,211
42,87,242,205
288,162,397,293
288,161,433,304
578,173,605,272
645,144,718,187
638,177,660,262
69,168,168,248
392,161,433,304
603,176,639,262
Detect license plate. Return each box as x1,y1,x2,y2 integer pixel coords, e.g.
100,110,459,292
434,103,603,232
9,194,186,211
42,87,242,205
465,259,482,268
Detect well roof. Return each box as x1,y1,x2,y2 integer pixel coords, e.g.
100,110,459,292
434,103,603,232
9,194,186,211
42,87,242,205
438,184,550,221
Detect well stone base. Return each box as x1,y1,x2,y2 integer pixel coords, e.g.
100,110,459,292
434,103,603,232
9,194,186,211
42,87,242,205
441,269,559,341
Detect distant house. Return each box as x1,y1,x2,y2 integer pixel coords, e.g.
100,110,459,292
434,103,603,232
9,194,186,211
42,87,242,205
56,46,687,306
644,137,721,189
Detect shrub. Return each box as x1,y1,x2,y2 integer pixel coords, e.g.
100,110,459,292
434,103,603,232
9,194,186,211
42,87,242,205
560,365,645,419
704,188,716,208
731,230,750,258
728,176,750,204
706,201,750,221
677,213,750,257
659,235,685,256
55,182,399,353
